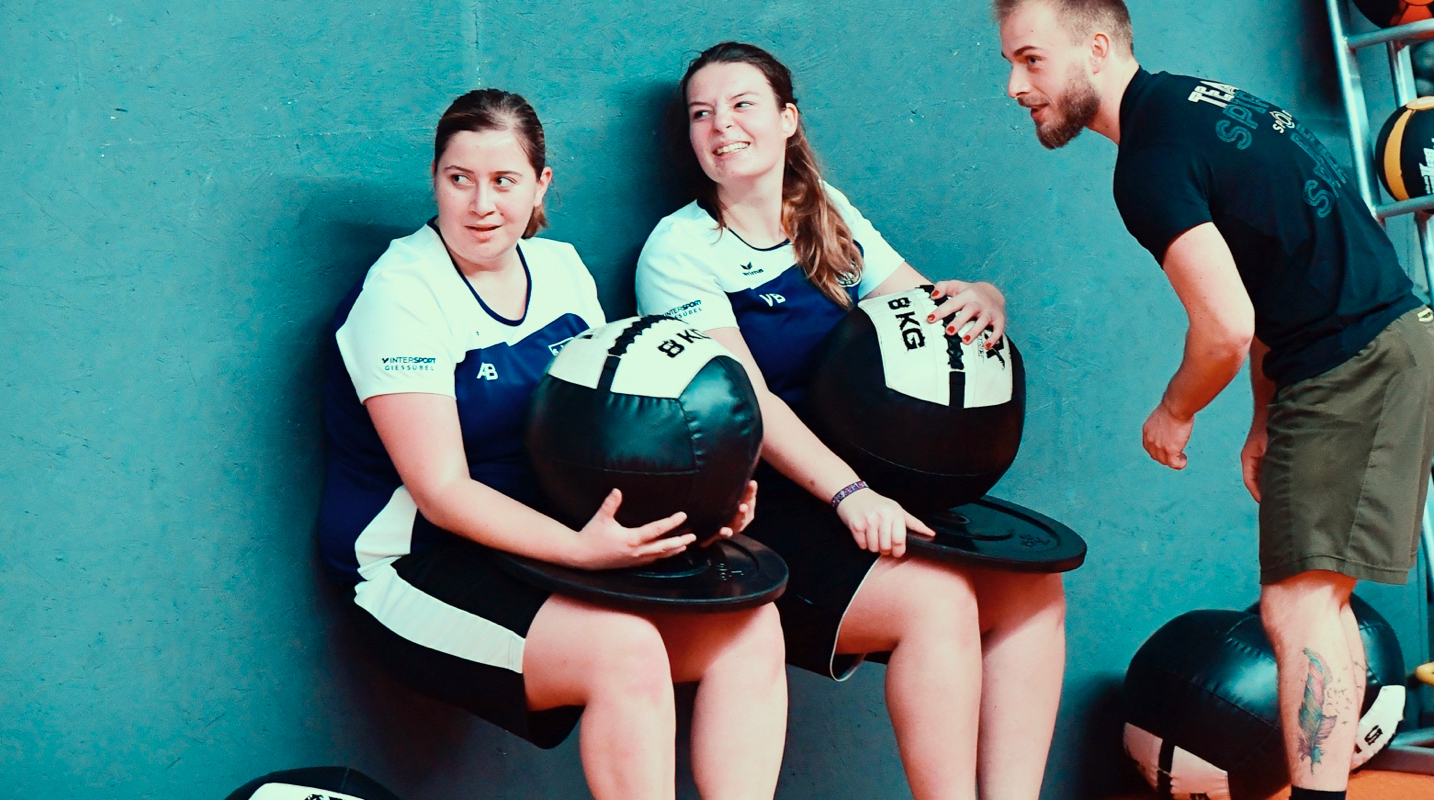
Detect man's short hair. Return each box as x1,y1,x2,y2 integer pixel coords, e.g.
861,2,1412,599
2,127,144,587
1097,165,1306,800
994,0,1135,56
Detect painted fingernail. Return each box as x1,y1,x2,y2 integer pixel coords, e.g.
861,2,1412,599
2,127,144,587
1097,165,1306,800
926,315,935,322
963,335,971,343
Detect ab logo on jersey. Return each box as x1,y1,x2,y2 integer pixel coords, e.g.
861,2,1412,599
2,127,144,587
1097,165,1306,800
759,293,785,307
477,363,499,381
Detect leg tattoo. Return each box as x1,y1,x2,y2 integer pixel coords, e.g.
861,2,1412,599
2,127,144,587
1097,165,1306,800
1296,648,1339,766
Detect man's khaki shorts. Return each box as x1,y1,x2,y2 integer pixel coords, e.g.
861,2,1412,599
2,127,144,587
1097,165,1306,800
1259,306,1434,585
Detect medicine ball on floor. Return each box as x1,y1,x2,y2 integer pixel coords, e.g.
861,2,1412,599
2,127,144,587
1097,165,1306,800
500,315,786,611
225,767,402,800
807,285,1025,512
1124,602,1408,799
1123,610,1287,800
1375,97,1434,201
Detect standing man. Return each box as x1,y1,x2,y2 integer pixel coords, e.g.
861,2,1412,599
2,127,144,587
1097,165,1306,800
993,1,1434,797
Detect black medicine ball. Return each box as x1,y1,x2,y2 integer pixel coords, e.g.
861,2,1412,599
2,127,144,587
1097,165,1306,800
225,766,402,800
1123,610,1287,800
1352,0,1434,28
527,315,762,538
1124,602,1407,800
1375,96,1434,201
807,286,1024,512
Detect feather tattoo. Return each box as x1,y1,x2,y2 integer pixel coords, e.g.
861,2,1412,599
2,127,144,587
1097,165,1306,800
1297,648,1339,766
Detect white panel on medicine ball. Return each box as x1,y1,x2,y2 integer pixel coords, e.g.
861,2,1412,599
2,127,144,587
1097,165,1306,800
1122,723,1233,800
543,321,629,390
250,784,364,800
857,288,1012,409
1169,746,1232,800
859,290,952,406
545,316,735,399
1122,724,1166,792
1352,685,1405,768
960,327,1014,409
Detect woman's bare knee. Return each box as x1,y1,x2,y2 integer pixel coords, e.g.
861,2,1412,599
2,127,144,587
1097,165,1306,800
727,603,786,676
840,557,979,653
654,603,786,684
972,571,1066,634
526,597,673,709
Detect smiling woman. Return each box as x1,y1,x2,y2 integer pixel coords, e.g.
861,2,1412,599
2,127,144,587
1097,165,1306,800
636,41,1067,800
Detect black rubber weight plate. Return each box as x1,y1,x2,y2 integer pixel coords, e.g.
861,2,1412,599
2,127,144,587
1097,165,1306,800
494,534,788,612
906,496,1086,573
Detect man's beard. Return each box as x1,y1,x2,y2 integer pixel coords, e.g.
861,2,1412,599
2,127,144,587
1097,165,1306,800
1028,68,1099,149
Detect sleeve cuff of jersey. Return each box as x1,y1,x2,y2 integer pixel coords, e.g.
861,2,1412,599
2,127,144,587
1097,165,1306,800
353,380,457,404
859,249,904,295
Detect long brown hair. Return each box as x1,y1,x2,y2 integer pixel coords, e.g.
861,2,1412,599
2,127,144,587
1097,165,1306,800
679,42,862,307
434,89,549,238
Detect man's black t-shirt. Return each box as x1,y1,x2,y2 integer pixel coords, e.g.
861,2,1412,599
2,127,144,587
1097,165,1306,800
1113,68,1418,386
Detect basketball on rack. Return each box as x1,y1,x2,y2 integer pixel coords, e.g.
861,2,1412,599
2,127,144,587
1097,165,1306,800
1375,96,1434,200
1353,0,1434,29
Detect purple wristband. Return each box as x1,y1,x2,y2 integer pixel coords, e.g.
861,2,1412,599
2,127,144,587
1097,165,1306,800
830,480,869,510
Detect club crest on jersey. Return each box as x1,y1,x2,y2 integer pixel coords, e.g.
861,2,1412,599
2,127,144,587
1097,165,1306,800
548,336,575,356
837,271,860,287
759,293,786,307
477,363,499,381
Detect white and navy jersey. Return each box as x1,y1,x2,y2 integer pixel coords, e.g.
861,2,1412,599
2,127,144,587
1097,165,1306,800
319,222,604,580
635,184,903,411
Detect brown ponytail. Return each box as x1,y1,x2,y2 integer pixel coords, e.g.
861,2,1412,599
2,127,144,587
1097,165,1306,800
679,42,863,307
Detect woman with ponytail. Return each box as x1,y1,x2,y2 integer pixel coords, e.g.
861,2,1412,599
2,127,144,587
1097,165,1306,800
636,43,1065,800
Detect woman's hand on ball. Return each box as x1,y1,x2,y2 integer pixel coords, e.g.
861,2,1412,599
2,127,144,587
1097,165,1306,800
835,489,935,558
929,280,1007,346
704,480,758,546
572,488,695,569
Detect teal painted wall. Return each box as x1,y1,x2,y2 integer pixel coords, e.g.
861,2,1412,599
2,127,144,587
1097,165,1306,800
3,0,1427,797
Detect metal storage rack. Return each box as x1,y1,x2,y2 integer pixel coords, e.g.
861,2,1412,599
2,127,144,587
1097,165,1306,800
1325,0,1434,772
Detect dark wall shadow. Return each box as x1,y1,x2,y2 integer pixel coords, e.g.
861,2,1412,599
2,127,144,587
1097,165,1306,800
584,78,701,319
276,183,513,786
1072,672,1145,798
1297,0,1345,116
